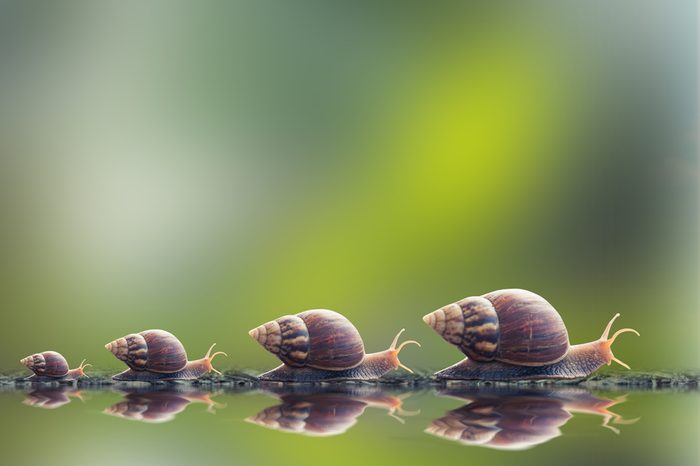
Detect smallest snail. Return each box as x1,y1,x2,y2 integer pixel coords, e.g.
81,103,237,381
21,351,90,382
23,387,85,410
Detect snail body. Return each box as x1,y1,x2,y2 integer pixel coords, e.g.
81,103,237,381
249,309,420,382
105,329,226,381
20,351,90,382
423,289,639,381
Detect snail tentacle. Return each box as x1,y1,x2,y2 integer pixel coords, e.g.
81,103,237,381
388,328,421,374
599,314,640,370
203,343,228,375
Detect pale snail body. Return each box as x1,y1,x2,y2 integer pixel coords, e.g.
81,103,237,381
249,309,420,382
20,351,90,382
423,289,640,381
105,329,227,382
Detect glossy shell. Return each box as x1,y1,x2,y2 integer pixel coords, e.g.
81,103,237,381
424,289,569,366
249,309,365,370
103,391,216,423
105,330,188,373
247,394,368,436
426,394,570,450
20,351,69,377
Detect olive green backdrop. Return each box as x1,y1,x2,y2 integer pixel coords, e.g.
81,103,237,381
0,0,697,374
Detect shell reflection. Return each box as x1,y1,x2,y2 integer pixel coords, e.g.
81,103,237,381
104,387,224,423
426,387,639,450
248,386,417,436
23,387,85,409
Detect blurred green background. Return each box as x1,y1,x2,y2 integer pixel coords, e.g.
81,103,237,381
0,0,697,373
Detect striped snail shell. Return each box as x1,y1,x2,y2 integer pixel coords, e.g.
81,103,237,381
247,393,368,436
426,392,571,450
104,389,222,423
105,330,188,373
23,388,83,409
20,351,69,377
423,289,569,366
249,309,365,370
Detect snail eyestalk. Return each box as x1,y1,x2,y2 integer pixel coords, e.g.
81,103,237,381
388,328,421,374
204,343,228,376
386,398,420,423
600,313,621,340
599,314,640,370
387,409,407,424
78,359,92,378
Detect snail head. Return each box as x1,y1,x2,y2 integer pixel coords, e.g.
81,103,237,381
599,313,640,370
202,343,227,376
74,359,92,378
387,328,421,374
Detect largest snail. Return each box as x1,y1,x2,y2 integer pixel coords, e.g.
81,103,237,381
249,309,420,382
426,387,638,450
423,289,640,380
105,329,227,381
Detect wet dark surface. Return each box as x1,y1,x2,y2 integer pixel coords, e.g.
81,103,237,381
1,371,698,466
3,369,698,390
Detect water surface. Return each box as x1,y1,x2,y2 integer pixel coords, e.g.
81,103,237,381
1,383,697,466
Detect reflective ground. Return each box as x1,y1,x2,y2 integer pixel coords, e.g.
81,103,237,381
1,382,697,466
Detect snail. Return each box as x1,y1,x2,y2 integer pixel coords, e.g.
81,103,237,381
247,386,418,436
23,387,85,409
423,289,640,380
20,351,90,382
104,388,224,423
105,329,227,381
249,309,420,382
426,387,638,450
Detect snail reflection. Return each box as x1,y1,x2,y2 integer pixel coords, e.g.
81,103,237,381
247,385,418,436
104,387,224,423
23,387,85,409
426,387,639,450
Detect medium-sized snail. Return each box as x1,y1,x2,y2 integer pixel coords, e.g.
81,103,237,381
423,289,640,380
249,309,420,382
20,351,90,382
104,388,224,423
247,386,417,436
105,329,227,381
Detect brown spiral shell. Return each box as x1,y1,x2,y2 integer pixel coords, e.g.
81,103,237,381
423,289,569,366
426,393,570,450
104,390,217,423
20,351,69,377
249,309,365,370
105,330,188,373
247,393,367,436
23,388,81,409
